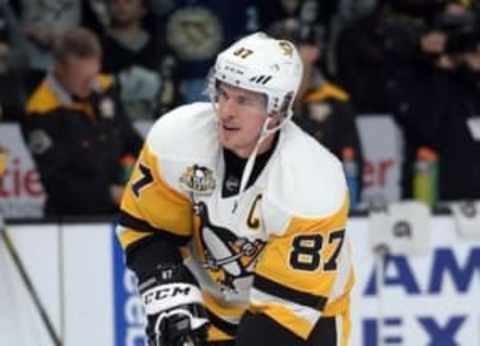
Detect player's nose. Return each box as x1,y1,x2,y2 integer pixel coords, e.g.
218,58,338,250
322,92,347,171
219,98,239,119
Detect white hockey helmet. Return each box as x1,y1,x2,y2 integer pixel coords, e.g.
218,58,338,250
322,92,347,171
211,32,304,118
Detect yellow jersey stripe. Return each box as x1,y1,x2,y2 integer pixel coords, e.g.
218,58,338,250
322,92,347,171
116,225,152,250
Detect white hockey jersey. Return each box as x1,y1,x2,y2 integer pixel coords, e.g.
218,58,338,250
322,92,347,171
118,102,354,341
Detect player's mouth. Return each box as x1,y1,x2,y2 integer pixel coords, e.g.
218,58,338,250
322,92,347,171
222,124,240,132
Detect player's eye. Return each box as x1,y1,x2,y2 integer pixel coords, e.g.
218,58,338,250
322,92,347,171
218,87,230,101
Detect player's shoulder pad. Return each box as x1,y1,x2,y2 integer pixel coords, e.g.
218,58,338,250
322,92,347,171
145,102,220,192
146,102,219,161
264,121,347,220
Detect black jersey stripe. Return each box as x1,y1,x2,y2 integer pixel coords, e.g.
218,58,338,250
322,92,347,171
118,210,191,246
253,274,327,311
206,309,238,337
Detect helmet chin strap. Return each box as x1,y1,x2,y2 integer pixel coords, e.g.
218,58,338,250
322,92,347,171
233,110,292,213
237,118,271,198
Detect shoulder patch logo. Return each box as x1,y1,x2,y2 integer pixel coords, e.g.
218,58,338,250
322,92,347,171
28,129,53,155
180,164,216,195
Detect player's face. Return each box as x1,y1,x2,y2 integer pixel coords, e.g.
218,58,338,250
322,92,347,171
216,83,268,158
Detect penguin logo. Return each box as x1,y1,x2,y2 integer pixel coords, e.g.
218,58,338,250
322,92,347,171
194,202,265,292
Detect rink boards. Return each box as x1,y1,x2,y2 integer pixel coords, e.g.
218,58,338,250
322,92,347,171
0,217,479,346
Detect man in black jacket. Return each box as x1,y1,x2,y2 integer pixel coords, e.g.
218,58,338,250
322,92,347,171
387,6,480,201
24,27,143,216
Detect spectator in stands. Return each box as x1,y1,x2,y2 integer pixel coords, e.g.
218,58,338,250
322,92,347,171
101,0,158,73
151,1,258,103
10,0,105,94
99,0,179,119
335,0,392,114
299,84,364,209
12,0,82,88
387,1,480,201
23,27,143,216
0,1,29,122
335,0,442,113
257,0,338,45
257,0,342,79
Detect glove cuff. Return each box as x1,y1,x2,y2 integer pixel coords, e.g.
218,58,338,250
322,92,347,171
139,263,198,292
142,282,203,315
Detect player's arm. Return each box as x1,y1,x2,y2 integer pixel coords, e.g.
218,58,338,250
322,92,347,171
236,192,353,346
117,144,209,345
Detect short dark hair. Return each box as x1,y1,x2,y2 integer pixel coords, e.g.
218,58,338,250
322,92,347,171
53,27,102,62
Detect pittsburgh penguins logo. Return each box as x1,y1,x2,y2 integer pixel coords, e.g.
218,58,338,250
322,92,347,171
180,164,216,195
194,202,265,292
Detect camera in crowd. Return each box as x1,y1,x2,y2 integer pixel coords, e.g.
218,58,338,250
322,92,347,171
438,11,480,55
381,0,480,58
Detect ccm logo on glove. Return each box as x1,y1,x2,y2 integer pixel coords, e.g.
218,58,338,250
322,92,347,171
144,285,192,303
142,283,203,315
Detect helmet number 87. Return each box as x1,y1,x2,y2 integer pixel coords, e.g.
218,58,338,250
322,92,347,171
289,230,345,272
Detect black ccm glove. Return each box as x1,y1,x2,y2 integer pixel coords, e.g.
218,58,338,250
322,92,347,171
139,264,210,346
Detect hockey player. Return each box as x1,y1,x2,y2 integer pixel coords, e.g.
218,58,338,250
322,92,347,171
117,32,354,346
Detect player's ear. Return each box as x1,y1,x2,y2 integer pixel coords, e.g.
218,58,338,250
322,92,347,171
267,111,281,128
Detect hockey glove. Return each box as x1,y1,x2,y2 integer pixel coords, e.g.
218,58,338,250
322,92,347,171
139,264,209,346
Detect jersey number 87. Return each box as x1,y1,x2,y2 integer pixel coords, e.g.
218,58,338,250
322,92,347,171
289,230,345,272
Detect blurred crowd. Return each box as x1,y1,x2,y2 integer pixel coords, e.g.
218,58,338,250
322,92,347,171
0,0,479,217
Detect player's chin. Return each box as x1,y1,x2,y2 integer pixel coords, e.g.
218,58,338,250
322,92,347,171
219,136,234,150
219,133,238,150
219,128,236,142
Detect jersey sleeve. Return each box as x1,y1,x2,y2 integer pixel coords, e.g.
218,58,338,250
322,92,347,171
117,102,218,278
117,142,194,254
